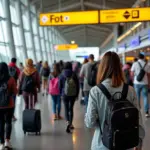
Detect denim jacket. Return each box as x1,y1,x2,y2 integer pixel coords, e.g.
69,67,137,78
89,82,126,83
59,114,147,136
85,79,145,150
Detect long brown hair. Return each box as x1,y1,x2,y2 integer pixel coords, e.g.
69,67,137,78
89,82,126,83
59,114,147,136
97,51,125,87
52,63,60,77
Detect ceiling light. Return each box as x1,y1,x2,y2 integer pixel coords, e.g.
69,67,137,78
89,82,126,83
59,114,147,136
136,5,140,8
71,41,75,44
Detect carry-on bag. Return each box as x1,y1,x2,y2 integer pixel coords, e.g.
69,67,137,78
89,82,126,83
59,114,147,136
22,96,41,135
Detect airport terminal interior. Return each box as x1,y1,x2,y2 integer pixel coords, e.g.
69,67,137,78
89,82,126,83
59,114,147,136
1,0,150,149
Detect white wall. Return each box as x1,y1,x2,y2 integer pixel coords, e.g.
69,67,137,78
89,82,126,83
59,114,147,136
69,47,99,63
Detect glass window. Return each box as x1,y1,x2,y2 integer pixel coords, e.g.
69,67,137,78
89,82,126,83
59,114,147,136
43,52,47,61
31,15,37,35
16,47,25,64
34,36,40,50
0,45,9,63
27,50,35,62
41,39,45,51
48,30,52,42
0,0,5,18
20,0,27,6
10,3,19,24
12,26,22,46
39,27,43,37
30,5,36,14
36,52,41,62
25,32,32,48
44,28,48,40
22,6,30,30
46,42,49,52
0,21,9,42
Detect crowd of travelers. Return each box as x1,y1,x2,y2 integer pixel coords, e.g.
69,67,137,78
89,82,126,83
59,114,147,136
0,51,149,150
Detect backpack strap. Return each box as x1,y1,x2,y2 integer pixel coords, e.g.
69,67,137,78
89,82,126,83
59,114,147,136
122,84,128,100
138,62,147,69
97,84,111,100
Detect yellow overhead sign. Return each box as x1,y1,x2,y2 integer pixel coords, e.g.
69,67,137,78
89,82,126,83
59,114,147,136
54,44,78,50
40,11,99,26
100,7,150,23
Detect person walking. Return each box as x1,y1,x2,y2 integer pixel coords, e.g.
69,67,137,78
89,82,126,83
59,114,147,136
123,62,133,86
41,61,50,96
80,58,88,105
8,58,20,121
80,54,95,108
18,59,40,109
19,62,24,72
48,63,62,120
0,62,17,149
59,62,79,133
131,53,150,117
85,52,145,150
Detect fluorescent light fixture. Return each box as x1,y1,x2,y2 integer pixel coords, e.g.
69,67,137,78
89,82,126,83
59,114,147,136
71,41,75,44
117,22,142,42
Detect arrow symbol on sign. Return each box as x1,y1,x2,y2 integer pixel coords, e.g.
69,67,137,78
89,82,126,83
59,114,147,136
123,11,130,19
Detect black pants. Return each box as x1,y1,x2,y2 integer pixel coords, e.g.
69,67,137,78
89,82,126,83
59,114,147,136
0,108,13,144
63,96,76,125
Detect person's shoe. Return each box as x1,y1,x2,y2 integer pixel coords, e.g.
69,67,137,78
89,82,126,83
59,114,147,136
53,114,57,120
5,141,12,149
70,125,75,130
58,116,63,120
66,124,70,133
145,113,150,118
0,144,4,150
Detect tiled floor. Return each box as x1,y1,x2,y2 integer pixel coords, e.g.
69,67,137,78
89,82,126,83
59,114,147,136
11,94,150,150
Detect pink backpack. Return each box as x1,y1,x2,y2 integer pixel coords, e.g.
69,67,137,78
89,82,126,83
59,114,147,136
49,77,59,95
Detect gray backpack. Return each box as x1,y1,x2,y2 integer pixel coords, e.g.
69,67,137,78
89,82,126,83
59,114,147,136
64,77,77,96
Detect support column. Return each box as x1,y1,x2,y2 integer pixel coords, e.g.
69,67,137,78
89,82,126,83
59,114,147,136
113,24,118,52
54,30,58,61
35,10,43,61
27,0,37,63
42,27,48,62
16,0,28,60
4,0,16,59
49,28,54,64
47,27,52,65
52,28,56,62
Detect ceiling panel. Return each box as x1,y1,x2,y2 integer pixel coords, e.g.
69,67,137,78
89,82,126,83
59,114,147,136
31,0,137,47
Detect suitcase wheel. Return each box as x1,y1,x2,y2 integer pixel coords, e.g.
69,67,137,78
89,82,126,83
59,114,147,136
36,131,41,136
24,131,26,135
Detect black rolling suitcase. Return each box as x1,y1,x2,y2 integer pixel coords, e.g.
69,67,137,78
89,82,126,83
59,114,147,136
22,98,41,135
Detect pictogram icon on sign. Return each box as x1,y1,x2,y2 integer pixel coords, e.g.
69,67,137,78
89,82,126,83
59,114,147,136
123,11,130,19
41,16,48,23
132,10,139,18
64,16,70,21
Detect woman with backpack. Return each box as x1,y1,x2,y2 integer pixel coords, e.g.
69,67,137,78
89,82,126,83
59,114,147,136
85,52,145,150
41,61,50,96
0,62,17,149
18,59,40,109
48,63,62,120
59,62,79,133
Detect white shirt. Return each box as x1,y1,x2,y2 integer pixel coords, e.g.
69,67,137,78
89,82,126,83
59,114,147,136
131,59,150,85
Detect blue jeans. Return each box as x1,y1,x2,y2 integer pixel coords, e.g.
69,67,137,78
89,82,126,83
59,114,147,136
84,91,90,111
51,95,61,115
134,84,149,113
